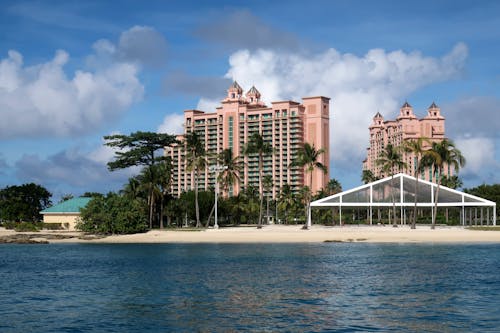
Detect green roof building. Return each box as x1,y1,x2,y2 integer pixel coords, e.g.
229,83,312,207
40,197,91,230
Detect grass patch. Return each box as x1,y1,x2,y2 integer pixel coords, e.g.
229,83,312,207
466,226,500,231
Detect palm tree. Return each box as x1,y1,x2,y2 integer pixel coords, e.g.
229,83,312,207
440,175,463,190
361,170,379,184
278,184,295,224
403,137,430,229
290,143,327,229
263,175,273,224
136,165,161,229
244,132,273,228
184,131,208,228
155,160,173,229
426,139,466,229
217,148,242,194
327,178,342,195
376,143,407,227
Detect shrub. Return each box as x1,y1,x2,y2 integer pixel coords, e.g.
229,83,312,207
42,223,64,230
14,222,40,232
77,193,148,234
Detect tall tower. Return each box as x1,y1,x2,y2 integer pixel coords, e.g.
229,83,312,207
301,96,331,191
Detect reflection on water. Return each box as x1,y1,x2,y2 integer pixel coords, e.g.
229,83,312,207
1,243,500,332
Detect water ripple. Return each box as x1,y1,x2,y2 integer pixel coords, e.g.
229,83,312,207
1,243,500,332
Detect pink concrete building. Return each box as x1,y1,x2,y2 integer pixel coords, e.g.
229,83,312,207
362,102,449,182
166,81,330,198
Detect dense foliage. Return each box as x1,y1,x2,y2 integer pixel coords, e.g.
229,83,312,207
104,131,177,229
78,193,148,234
464,184,500,217
0,183,51,222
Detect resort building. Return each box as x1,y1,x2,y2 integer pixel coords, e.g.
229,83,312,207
166,81,330,198
362,102,448,182
40,197,91,230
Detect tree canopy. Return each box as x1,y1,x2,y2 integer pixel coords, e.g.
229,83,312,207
0,183,52,222
104,131,178,170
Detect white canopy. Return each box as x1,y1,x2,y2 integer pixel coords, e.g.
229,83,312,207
309,173,496,226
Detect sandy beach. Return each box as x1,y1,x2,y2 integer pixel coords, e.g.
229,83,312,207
1,225,500,244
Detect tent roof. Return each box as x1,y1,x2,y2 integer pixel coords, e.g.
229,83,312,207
311,173,496,208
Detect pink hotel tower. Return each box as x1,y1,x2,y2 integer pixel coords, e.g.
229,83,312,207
362,101,450,182
166,81,330,198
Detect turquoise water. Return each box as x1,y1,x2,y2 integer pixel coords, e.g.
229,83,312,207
1,243,499,332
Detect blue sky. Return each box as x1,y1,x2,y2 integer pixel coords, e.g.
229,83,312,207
0,0,499,199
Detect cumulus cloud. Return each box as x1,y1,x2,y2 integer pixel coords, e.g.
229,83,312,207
196,98,221,112
195,10,299,51
455,137,499,184
222,43,469,172
0,25,171,139
14,143,138,195
158,113,184,135
445,96,500,138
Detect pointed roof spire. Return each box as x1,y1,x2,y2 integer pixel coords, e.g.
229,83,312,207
374,112,383,118
247,85,260,96
229,81,243,92
402,100,411,108
429,101,438,109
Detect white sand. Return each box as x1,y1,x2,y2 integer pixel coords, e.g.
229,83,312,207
3,225,497,244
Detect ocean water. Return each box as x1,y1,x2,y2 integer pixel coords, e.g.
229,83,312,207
1,243,499,332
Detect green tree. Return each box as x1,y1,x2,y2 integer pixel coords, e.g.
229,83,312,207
0,183,52,222
278,184,295,224
327,178,342,195
424,139,466,229
104,131,177,228
361,170,379,184
184,131,208,228
464,184,500,219
376,143,407,227
440,175,463,190
290,143,327,229
78,193,147,234
155,160,173,229
244,132,273,228
403,137,430,229
59,194,74,203
217,148,242,194
263,175,273,224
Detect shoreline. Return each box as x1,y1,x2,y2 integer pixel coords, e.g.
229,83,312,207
1,225,500,244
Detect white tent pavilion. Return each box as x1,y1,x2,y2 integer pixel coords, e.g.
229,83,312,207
309,173,496,227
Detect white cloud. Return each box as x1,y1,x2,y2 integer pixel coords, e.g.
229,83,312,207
196,98,221,113
157,113,184,135
222,43,469,172
456,137,498,176
0,27,163,139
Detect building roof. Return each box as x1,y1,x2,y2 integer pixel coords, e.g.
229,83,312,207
311,173,496,209
402,101,411,108
247,85,260,95
374,112,383,118
229,81,242,91
429,101,438,109
41,197,92,214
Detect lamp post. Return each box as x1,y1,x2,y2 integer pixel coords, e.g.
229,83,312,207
209,165,227,229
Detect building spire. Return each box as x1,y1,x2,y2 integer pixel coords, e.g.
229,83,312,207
226,81,243,101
